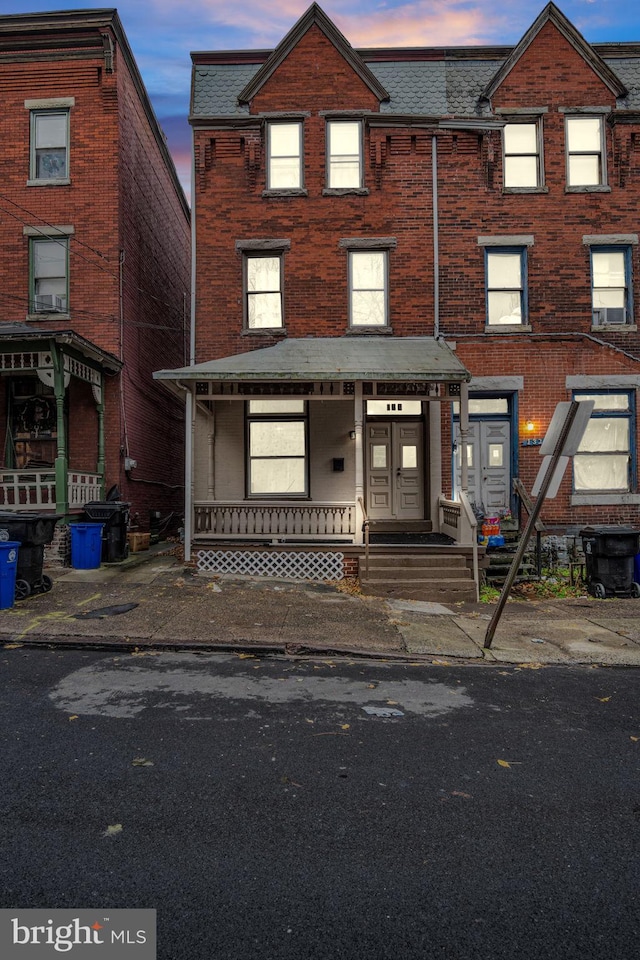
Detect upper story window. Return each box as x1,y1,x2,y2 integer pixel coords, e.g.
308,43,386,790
503,121,543,189
591,247,632,326
327,120,362,189
566,116,605,188
30,236,69,313
245,254,284,330
349,250,388,328
26,99,74,184
485,248,527,326
267,122,302,190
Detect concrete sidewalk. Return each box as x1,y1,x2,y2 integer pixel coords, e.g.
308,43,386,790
2,547,640,665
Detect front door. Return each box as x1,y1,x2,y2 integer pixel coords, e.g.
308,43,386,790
455,419,511,513
366,421,424,520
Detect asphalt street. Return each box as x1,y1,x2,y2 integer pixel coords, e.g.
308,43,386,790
1,647,639,959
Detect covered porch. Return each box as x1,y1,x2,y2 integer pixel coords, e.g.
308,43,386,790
0,324,121,514
155,338,479,593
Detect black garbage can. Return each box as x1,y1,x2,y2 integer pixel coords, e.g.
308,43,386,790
0,512,62,600
83,500,130,562
580,526,640,599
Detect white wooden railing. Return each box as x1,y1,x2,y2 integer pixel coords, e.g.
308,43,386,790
68,472,101,507
194,501,356,540
438,492,479,601
0,470,101,510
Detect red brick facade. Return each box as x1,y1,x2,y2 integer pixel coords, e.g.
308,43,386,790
188,2,640,538
0,11,190,531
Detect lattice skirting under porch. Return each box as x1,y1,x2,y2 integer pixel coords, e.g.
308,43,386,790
196,549,345,582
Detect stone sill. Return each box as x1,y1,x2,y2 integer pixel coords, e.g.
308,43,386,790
571,494,640,506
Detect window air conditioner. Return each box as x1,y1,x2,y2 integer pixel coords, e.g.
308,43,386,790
593,307,626,325
34,294,65,312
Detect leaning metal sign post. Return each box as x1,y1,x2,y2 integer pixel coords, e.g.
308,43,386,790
484,399,594,650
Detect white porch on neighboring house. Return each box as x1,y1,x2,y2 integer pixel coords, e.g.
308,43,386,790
155,337,480,600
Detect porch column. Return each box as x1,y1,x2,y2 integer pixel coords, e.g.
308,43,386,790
96,373,105,498
52,344,69,516
184,386,195,563
354,382,364,545
207,412,215,499
459,381,470,495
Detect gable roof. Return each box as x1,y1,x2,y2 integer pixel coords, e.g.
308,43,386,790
482,1,627,101
237,2,389,105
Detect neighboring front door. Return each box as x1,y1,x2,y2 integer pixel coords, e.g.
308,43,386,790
455,419,511,513
366,421,424,520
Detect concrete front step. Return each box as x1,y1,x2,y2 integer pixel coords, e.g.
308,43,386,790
363,554,468,570
361,578,477,602
362,565,471,581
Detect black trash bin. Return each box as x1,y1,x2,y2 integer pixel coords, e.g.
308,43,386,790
580,526,640,599
0,512,62,600
83,498,130,563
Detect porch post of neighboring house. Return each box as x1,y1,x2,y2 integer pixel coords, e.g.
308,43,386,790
183,385,195,562
52,344,69,516
459,380,470,496
96,372,105,498
354,382,364,545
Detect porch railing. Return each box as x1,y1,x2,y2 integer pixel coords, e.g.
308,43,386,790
438,492,479,601
0,470,101,510
194,501,356,540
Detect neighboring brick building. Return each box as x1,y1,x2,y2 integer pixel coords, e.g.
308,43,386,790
156,2,640,594
0,9,190,557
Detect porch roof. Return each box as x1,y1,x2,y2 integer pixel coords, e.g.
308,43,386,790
154,336,470,383
0,323,122,373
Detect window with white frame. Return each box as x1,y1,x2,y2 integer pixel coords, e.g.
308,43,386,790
486,248,526,325
327,120,362,189
573,392,634,492
247,400,307,496
31,236,68,312
349,250,387,327
591,247,631,325
244,254,284,329
267,122,302,190
566,116,605,187
503,122,542,188
30,110,69,181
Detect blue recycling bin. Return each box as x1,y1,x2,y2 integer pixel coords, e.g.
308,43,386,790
70,523,104,570
0,541,20,609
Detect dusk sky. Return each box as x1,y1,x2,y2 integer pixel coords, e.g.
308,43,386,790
3,0,639,199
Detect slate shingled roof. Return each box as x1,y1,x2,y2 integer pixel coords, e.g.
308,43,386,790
191,50,640,121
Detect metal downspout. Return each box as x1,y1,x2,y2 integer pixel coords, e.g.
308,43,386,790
432,135,439,339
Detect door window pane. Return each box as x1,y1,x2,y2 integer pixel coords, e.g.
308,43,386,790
489,444,504,467
371,445,387,469
402,445,417,469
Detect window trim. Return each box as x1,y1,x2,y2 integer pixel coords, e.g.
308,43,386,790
326,119,364,191
28,107,71,185
266,120,303,192
565,114,608,191
347,248,390,330
571,389,636,497
242,252,285,332
502,117,545,192
589,244,633,328
484,246,528,329
245,401,309,499
28,233,70,316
